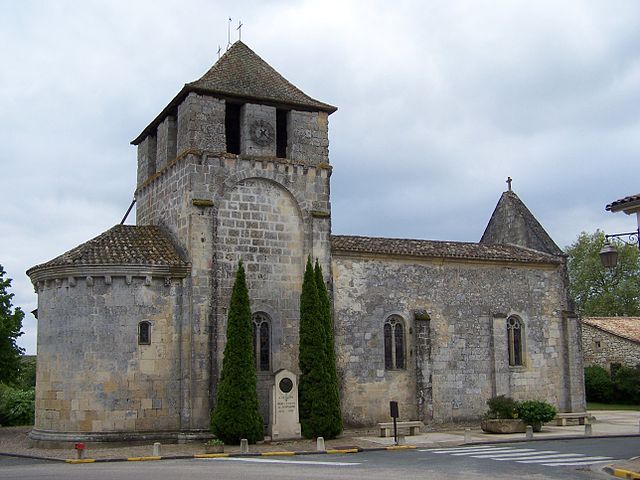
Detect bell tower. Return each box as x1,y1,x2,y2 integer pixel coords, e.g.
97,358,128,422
131,41,337,430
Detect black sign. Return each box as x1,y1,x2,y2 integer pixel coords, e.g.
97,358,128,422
389,401,399,418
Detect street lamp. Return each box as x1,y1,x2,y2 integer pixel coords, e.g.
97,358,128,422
598,229,640,269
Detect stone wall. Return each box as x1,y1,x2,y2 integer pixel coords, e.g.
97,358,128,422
32,274,183,437
134,104,333,430
582,324,640,370
136,135,157,187
157,115,177,171
177,93,226,157
332,253,584,426
240,104,276,157
288,111,329,165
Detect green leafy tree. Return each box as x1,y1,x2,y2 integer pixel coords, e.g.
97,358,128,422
298,257,338,438
565,231,640,316
0,265,25,386
313,260,343,438
210,261,263,444
584,365,614,403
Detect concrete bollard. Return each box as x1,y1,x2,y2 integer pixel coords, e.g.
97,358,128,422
464,428,472,444
240,438,249,454
584,423,592,437
316,437,325,451
153,442,161,456
397,434,406,445
525,425,533,440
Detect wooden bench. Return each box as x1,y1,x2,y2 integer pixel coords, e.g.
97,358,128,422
378,421,424,437
555,412,590,426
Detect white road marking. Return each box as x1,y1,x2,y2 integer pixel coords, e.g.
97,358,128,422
424,446,502,453
517,454,614,464
490,450,560,460
214,457,361,466
450,447,521,456
542,458,618,466
469,448,539,458
422,445,616,468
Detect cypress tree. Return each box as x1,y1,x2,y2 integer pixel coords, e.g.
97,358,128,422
314,260,343,438
299,257,341,439
210,261,263,444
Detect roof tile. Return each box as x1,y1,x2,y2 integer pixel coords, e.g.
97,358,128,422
189,41,336,112
582,317,640,344
331,235,562,264
606,193,640,212
27,225,187,273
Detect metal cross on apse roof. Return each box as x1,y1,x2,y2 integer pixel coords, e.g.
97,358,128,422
506,176,513,191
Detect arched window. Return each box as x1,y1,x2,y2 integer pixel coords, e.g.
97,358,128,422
507,316,524,366
252,312,271,372
384,315,406,370
138,321,151,345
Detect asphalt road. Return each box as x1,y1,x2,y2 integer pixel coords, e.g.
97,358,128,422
2,437,638,480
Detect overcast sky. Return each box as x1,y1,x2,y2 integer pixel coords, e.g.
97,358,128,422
2,1,640,354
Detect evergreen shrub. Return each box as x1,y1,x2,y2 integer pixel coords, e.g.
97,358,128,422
584,365,614,403
516,400,557,425
485,395,518,419
299,258,342,439
612,366,640,404
210,261,263,444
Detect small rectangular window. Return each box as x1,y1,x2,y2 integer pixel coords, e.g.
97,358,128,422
225,103,241,154
139,321,151,345
276,109,288,158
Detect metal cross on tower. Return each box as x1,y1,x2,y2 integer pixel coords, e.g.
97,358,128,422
506,176,513,191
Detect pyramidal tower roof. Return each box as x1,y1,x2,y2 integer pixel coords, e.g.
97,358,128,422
480,190,563,256
188,41,336,112
133,41,336,144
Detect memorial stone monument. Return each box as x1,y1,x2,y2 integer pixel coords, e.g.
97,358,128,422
271,369,301,440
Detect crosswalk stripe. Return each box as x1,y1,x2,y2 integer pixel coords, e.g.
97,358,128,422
469,449,542,458
517,454,613,464
450,447,519,456
490,451,560,460
425,447,498,454
421,445,614,468
542,458,617,467
426,446,502,452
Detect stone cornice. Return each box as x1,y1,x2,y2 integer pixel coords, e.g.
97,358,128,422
28,263,190,285
135,149,332,196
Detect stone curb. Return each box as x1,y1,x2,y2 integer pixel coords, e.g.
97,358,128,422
4,433,640,465
602,466,640,479
2,445,417,465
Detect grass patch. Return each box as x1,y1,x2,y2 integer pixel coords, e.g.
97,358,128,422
587,402,640,411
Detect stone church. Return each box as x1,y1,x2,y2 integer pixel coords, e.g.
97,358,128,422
27,41,585,444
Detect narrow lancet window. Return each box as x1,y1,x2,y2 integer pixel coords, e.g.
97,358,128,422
507,316,524,366
252,312,271,372
384,315,406,370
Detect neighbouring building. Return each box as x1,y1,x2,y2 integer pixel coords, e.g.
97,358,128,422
27,42,586,444
582,317,640,371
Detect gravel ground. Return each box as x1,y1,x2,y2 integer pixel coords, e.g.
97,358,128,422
0,426,383,460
